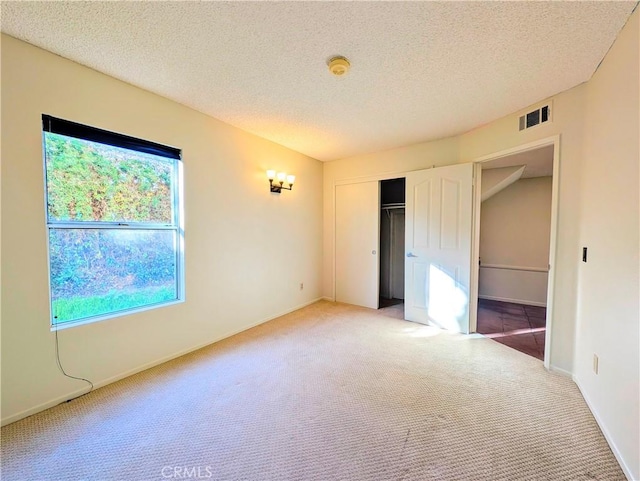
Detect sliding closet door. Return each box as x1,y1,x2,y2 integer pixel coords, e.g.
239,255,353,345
335,182,379,309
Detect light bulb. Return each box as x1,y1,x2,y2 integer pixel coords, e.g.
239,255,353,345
286,175,296,185
277,172,286,183
266,170,276,180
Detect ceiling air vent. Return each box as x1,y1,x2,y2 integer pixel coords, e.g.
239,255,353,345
519,104,551,131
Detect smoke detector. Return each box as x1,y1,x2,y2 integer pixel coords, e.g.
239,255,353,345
328,56,350,76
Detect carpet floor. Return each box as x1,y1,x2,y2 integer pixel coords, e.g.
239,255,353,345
1,301,624,480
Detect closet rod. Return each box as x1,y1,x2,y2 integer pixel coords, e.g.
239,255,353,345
381,203,405,210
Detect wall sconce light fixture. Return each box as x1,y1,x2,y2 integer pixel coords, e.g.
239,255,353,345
267,170,295,193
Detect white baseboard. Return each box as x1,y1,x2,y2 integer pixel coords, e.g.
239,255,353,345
548,365,572,377
573,375,635,481
478,294,546,307
321,296,335,302
1,297,323,427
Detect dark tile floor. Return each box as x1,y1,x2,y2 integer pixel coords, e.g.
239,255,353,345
477,299,546,360
379,297,403,309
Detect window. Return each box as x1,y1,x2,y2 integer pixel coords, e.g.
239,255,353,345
43,115,183,328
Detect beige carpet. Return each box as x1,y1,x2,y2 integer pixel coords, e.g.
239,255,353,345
1,301,624,480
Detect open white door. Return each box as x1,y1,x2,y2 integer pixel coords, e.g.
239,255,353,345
405,164,474,332
335,182,379,309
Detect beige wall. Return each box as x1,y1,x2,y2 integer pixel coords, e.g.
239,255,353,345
1,35,324,424
575,10,639,479
479,177,552,305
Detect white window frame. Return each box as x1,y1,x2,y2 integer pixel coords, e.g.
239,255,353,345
42,115,185,330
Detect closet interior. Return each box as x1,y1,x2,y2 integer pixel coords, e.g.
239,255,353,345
379,178,405,308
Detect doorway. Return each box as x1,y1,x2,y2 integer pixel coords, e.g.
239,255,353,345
379,178,405,316
471,140,558,364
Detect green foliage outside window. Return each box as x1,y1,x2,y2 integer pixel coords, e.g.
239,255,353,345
44,132,181,325
45,133,173,223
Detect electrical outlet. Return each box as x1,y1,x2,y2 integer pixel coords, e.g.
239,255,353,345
593,354,599,374
299,282,304,291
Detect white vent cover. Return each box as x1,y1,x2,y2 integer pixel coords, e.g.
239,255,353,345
519,104,551,131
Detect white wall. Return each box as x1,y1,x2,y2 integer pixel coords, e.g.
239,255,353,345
480,165,524,201
574,9,639,480
1,35,323,424
479,177,552,306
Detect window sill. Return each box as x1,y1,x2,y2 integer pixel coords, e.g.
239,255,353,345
50,298,185,331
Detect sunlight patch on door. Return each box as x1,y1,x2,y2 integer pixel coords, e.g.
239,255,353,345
427,264,467,331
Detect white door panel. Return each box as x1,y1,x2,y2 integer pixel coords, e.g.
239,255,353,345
405,164,473,332
335,182,379,309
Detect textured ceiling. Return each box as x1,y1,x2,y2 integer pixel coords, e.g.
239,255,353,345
1,2,636,161
482,145,554,179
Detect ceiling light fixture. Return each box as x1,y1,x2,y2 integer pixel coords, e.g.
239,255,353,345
328,56,350,76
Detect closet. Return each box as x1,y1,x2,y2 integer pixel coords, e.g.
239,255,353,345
379,178,405,307
334,163,474,333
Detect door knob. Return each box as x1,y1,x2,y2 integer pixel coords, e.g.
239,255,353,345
407,252,418,258
372,250,376,255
